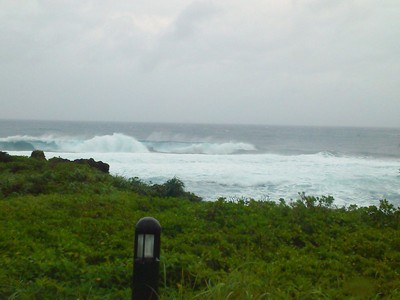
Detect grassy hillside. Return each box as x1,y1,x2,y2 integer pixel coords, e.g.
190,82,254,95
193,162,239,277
0,152,399,299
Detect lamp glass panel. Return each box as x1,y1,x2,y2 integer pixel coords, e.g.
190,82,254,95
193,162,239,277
137,234,144,258
144,234,155,258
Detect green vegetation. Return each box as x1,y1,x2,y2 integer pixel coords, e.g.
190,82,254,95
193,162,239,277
0,152,399,299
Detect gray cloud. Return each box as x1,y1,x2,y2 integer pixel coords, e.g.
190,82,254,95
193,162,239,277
1,0,399,127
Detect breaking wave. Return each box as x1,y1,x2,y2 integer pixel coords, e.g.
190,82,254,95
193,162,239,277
0,133,257,155
0,134,148,153
146,141,256,154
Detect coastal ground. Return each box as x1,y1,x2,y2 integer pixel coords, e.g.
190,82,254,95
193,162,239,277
1,152,399,299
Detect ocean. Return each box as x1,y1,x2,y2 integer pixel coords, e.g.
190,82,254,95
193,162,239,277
1,119,399,206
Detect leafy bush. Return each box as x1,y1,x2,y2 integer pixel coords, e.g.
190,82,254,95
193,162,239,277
0,153,200,201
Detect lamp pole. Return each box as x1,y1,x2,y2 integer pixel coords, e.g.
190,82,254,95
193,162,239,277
132,217,161,300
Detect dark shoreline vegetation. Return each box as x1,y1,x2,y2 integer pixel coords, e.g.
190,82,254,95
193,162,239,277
0,151,399,299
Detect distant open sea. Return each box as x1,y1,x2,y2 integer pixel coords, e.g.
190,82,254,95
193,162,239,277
1,119,399,206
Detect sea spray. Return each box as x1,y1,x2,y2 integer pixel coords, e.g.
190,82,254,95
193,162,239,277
71,133,149,153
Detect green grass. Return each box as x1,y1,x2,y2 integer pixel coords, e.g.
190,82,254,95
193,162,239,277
0,153,399,299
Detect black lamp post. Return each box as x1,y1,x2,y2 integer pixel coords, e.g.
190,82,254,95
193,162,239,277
132,217,161,300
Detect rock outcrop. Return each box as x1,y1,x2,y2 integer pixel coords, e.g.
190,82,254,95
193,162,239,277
30,150,46,160
74,158,110,174
0,151,12,162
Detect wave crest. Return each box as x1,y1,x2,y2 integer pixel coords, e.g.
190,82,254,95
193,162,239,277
72,133,149,153
0,133,149,153
147,141,256,154
0,134,256,154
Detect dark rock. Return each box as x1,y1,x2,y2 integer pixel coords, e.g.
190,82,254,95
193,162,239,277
30,150,46,160
74,158,110,173
48,157,71,164
0,151,12,162
47,156,110,174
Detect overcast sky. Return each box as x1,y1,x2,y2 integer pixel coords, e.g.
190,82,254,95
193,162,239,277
1,0,399,127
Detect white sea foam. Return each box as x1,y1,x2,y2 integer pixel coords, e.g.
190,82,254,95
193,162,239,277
11,150,395,206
